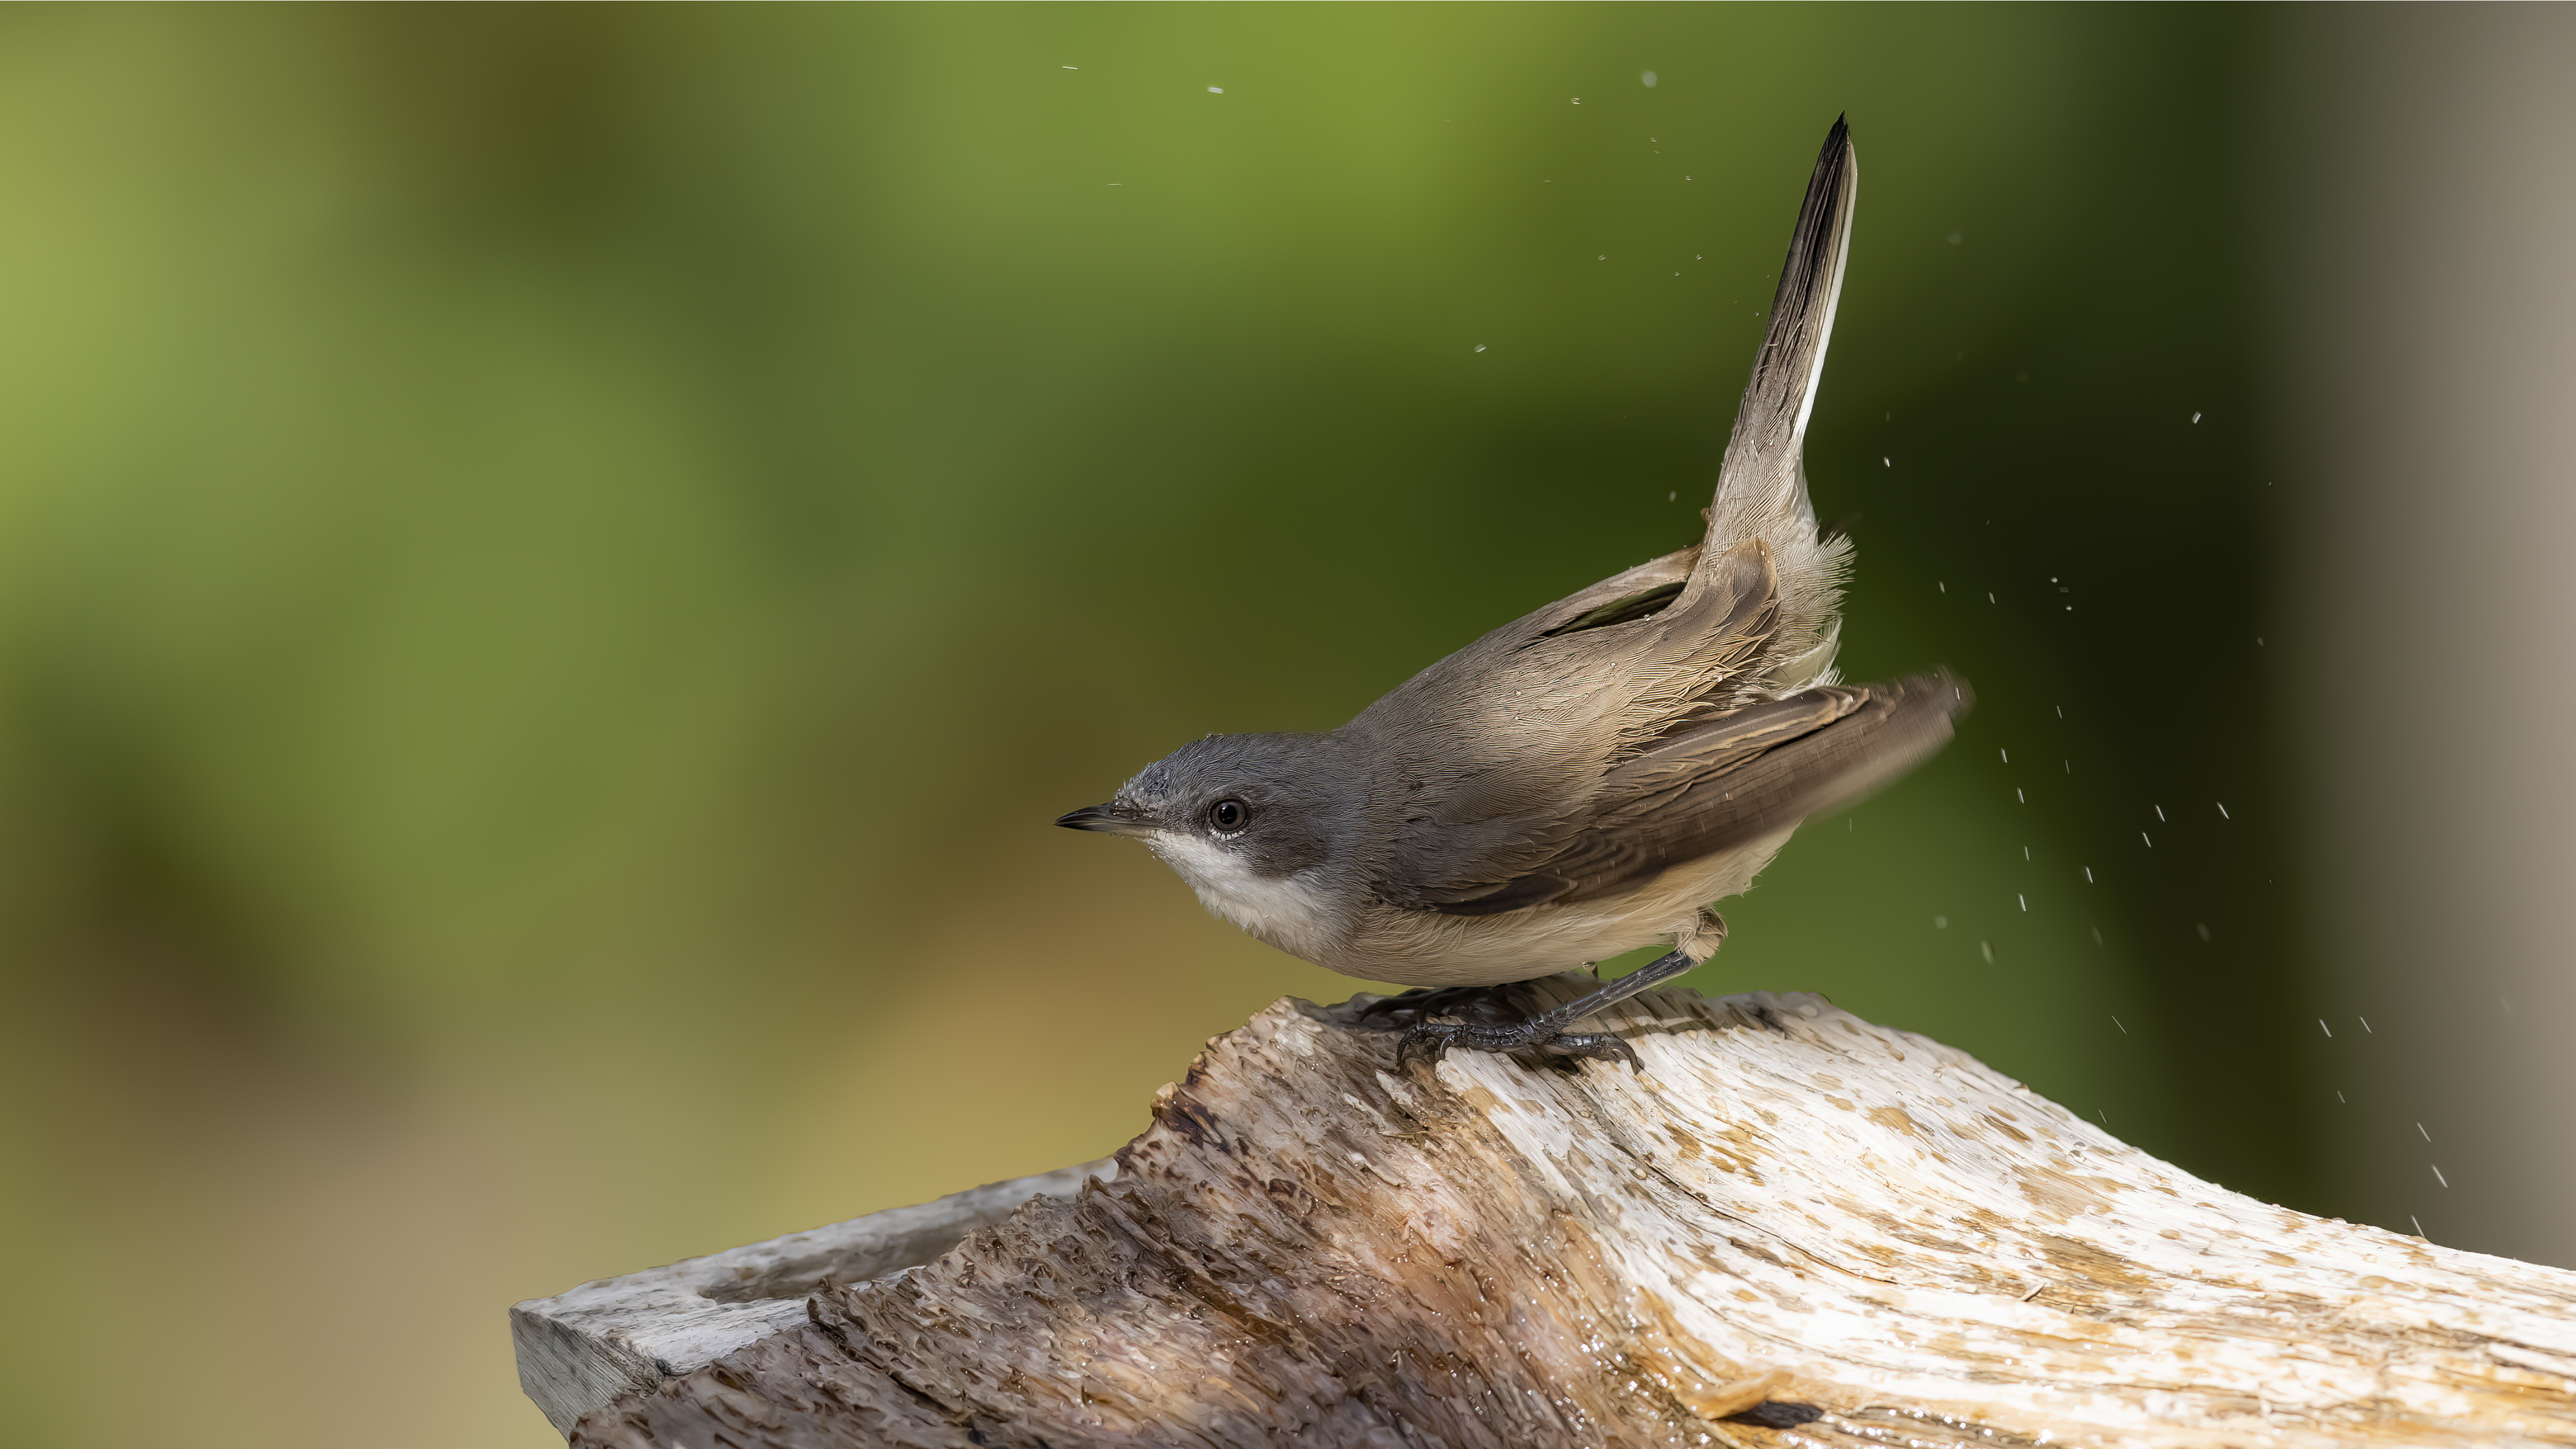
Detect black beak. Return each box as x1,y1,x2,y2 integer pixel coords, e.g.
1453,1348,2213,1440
1055,803,1155,837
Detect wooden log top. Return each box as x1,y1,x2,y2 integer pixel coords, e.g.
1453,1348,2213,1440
530,980,2576,1446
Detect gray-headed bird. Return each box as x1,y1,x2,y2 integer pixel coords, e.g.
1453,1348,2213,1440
1060,117,1967,1069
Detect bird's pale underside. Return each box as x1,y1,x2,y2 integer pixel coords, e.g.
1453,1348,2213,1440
1061,117,1968,1065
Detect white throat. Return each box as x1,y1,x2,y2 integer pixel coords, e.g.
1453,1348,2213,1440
1147,834,1336,964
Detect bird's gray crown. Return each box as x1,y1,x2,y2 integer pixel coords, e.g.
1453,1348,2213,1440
1113,731,1359,879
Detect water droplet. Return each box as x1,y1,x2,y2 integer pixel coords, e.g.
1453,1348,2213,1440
1641,70,1657,87
2112,1016,2127,1034
1208,86,1224,94
1933,915,1948,929
2318,1018,2333,1038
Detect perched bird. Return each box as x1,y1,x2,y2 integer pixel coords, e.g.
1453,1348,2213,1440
1059,117,1967,1069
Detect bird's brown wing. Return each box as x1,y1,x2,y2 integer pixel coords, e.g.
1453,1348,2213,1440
1417,670,1969,916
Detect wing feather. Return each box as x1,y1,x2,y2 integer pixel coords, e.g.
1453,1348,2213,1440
1420,670,1968,916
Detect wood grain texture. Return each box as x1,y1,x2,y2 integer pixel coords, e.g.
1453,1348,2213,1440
564,981,2576,1447
513,1161,1116,1434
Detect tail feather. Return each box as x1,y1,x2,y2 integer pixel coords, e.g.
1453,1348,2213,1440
1697,117,1859,693
1715,116,1857,532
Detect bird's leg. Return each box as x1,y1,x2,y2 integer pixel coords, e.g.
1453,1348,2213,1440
1397,912,1726,1073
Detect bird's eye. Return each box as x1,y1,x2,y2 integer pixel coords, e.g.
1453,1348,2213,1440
1208,798,1249,833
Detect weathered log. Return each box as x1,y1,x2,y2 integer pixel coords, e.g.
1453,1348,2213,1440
513,1159,1116,1436
523,979,2576,1446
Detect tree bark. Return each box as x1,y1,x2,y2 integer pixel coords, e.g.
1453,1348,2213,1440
532,980,2576,1447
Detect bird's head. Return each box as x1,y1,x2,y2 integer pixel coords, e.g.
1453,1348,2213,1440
1057,733,1361,957
1057,732,1356,873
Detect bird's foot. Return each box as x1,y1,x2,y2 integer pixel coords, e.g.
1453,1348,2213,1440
1360,985,1629,1069
1390,936,1713,1075
1394,1013,1640,1072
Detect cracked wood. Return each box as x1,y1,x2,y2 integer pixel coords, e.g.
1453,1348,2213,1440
564,981,2576,1447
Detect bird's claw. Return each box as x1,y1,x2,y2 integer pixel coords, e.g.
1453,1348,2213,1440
1544,1030,1644,1071
1393,1020,1463,1070
1394,1016,1640,1073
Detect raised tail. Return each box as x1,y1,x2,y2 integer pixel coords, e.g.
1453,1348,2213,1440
1695,117,1859,692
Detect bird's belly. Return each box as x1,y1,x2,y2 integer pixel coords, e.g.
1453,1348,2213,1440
1325,833,1792,987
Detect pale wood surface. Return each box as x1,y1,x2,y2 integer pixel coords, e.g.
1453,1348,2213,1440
513,1159,1115,1434
531,981,2576,1446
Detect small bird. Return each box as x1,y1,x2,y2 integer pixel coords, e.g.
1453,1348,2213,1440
1059,117,1967,1069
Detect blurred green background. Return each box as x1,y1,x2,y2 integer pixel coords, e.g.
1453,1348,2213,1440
0,6,2306,1445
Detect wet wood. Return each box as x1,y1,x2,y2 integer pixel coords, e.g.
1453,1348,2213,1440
557,980,2576,1447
